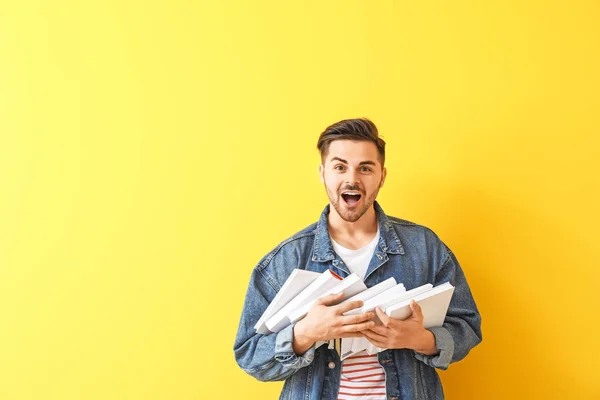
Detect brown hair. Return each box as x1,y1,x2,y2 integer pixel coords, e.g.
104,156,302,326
317,118,386,165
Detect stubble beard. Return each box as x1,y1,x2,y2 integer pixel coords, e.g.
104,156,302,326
325,181,381,223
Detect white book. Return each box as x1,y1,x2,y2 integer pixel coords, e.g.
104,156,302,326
350,283,408,354
339,277,397,360
365,343,379,355
355,283,409,314
343,277,398,312
254,269,321,334
288,273,367,323
385,282,454,327
373,282,455,353
265,269,343,333
340,339,354,360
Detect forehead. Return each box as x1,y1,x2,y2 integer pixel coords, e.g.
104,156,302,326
324,140,380,164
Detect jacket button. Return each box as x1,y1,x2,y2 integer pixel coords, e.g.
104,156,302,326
328,362,335,369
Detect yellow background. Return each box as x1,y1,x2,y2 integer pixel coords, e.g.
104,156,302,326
1,1,599,399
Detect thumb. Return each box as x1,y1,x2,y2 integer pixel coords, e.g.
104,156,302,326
409,300,423,322
375,307,391,327
316,291,344,306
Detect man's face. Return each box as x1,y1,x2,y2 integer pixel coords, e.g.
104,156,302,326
319,140,387,223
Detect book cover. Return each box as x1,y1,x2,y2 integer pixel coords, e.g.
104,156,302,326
254,269,321,335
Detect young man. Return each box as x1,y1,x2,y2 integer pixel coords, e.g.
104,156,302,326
234,118,482,400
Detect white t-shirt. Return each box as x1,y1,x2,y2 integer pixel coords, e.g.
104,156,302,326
330,230,380,280
330,231,386,400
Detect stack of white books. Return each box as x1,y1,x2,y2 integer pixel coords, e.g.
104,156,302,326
254,269,454,358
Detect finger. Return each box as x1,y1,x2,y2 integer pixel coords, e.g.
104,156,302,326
341,320,375,333
339,332,365,339
335,299,364,314
361,332,387,348
409,300,423,321
362,329,387,342
316,291,345,306
339,312,374,326
366,324,389,335
364,337,386,348
375,307,391,327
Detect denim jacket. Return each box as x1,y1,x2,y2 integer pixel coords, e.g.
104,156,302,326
234,202,482,400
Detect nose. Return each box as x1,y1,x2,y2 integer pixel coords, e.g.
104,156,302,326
346,168,360,185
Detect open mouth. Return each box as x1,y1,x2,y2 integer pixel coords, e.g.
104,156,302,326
341,192,362,206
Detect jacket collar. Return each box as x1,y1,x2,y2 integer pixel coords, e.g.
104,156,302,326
311,201,405,262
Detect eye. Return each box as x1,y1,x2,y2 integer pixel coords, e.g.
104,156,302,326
334,164,346,171
360,166,373,172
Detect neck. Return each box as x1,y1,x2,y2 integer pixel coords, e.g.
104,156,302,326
327,204,378,239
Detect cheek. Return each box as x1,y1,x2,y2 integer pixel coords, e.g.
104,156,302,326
364,179,381,191
328,182,341,194
324,176,342,189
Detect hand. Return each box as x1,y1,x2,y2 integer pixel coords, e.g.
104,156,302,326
361,300,438,355
292,292,375,355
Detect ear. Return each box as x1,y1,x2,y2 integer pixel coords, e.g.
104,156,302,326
380,167,387,188
319,164,324,183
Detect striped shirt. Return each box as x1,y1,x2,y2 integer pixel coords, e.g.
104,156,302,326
338,352,386,399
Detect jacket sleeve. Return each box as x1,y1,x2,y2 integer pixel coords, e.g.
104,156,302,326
233,266,316,381
414,248,482,370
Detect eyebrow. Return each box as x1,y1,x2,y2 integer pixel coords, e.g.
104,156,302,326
330,157,377,166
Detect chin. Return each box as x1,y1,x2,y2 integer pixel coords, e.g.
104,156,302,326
340,209,366,223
